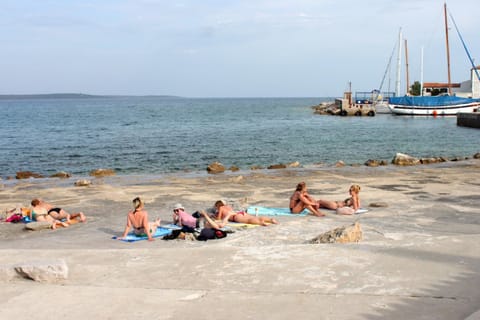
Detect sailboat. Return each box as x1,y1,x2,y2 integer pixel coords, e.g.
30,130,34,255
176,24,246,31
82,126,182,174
388,2,480,116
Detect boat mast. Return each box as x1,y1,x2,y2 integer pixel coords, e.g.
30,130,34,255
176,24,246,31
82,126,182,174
420,46,424,96
405,39,410,95
444,2,452,95
395,28,402,96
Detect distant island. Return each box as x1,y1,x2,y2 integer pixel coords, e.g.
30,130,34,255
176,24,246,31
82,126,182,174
0,93,181,100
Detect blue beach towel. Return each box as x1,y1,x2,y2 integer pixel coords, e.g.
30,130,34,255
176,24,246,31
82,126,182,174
162,223,183,230
113,227,172,242
246,206,309,216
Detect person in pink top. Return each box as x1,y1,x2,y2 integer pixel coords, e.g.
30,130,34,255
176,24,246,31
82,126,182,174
172,203,198,232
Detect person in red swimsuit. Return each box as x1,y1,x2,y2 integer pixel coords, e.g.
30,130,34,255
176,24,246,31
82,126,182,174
214,200,278,226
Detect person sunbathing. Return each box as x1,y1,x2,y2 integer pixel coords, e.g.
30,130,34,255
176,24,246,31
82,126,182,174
214,200,278,226
30,198,69,229
317,184,362,215
120,197,160,241
289,182,325,217
40,200,86,223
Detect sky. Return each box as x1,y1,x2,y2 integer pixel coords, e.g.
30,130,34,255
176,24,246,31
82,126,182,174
1,0,479,97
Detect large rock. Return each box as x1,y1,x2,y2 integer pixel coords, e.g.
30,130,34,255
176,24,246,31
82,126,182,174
474,152,480,159
207,162,225,174
16,171,43,179
89,168,115,177
391,153,420,166
14,260,68,282
309,222,363,244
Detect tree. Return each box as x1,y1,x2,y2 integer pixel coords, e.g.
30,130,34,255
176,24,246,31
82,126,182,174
410,81,421,96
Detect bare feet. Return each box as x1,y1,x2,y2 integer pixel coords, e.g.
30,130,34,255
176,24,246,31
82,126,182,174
315,212,325,217
271,218,278,224
79,212,86,222
154,218,161,227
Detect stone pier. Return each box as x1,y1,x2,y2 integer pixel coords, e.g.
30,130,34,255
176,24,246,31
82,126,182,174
457,112,480,128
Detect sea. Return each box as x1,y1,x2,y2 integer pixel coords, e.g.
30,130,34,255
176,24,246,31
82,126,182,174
1,96,479,179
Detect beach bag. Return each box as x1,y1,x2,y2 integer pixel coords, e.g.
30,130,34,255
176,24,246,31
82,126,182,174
6,213,23,223
163,229,182,240
197,228,227,241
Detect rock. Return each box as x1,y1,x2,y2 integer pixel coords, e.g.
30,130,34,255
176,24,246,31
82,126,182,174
250,165,263,170
89,168,115,177
16,171,43,179
267,164,286,169
229,165,240,172
369,202,388,208
474,152,480,159
207,162,225,174
420,157,446,164
13,259,68,282
391,153,420,166
287,161,300,168
50,171,71,178
74,179,91,187
309,222,362,244
24,221,52,231
364,159,380,167
229,176,244,183
335,160,345,167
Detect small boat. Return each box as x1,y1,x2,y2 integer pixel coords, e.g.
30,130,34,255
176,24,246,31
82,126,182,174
388,2,480,116
389,96,480,116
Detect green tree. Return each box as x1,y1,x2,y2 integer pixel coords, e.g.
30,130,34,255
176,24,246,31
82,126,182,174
410,81,421,96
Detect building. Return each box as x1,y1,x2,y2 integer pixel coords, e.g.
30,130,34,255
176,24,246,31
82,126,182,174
422,66,480,98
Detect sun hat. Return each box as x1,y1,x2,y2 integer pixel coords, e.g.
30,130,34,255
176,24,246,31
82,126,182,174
173,203,184,211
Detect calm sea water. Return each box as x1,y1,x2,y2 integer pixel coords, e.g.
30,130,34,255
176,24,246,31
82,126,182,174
0,96,478,177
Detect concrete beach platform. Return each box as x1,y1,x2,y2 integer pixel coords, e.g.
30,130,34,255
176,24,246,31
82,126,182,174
1,161,480,319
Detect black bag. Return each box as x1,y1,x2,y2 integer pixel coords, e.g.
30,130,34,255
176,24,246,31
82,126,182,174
197,228,227,241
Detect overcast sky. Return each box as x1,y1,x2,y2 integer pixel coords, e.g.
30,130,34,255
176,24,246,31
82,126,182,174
1,0,478,97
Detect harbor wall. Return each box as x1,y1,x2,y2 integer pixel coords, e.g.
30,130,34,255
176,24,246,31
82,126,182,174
457,112,480,129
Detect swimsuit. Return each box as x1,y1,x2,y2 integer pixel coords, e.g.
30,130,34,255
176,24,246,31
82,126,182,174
31,208,48,220
231,211,246,222
48,208,62,214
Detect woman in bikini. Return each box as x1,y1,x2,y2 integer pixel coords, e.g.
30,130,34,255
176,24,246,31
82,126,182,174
120,197,161,241
317,184,361,215
214,200,278,226
289,182,325,217
30,198,69,229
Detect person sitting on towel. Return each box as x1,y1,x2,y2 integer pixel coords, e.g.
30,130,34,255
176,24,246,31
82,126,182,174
289,182,325,217
172,203,200,233
119,197,161,241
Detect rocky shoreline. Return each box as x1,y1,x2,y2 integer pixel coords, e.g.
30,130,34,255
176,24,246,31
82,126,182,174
5,152,479,187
